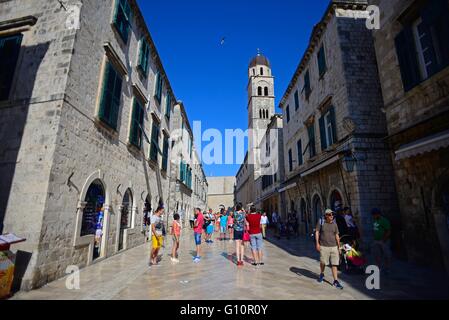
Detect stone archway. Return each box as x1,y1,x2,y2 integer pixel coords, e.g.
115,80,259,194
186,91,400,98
432,173,449,276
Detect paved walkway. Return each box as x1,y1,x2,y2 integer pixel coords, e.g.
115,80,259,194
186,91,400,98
11,229,449,300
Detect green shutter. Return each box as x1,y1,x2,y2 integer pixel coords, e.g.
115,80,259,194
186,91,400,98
294,90,299,110
114,0,131,43
308,125,316,158
154,72,162,103
394,27,421,91
162,136,169,171
165,94,171,118
0,34,23,101
329,106,337,144
297,140,303,166
129,99,144,148
286,105,290,122
421,0,449,70
99,62,122,130
138,39,150,76
318,46,327,77
304,71,311,99
319,115,327,151
150,122,160,161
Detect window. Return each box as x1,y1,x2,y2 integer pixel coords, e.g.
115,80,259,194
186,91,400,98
113,0,132,43
0,34,22,101
288,149,293,172
286,105,290,123
129,98,145,149
154,71,163,104
303,70,311,100
149,120,160,162
319,106,337,150
297,139,303,166
317,45,327,77
264,87,269,96
294,90,300,110
165,93,171,119
252,69,255,75
137,38,150,76
395,0,449,91
162,135,169,172
257,86,262,96
259,109,262,118
260,67,264,75
307,124,316,158
98,61,123,130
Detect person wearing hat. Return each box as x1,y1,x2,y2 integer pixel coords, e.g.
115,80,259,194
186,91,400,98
371,208,392,274
315,208,343,289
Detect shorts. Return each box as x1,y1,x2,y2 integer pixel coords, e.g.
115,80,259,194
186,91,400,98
194,232,202,245
206,225,214,234
250,233,264,250
320,246,340,266
228,224,233,229
172,235,180,243
220,225,227,233
234,230,244,241
152,235,163,249
372,240,392,260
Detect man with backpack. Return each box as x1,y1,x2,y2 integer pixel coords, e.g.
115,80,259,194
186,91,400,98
315,208,343,289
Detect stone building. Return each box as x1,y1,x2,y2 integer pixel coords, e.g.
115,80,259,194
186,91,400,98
0,0,205,290
371,0,449,273
207,176,236,212
278,0,399,242
235,53,276,210
168,102,208,226
255,114,285,217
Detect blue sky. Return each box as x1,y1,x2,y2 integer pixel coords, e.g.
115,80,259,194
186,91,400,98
136,0,329,177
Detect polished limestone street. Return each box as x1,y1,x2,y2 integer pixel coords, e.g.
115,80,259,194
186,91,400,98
11,230,449,300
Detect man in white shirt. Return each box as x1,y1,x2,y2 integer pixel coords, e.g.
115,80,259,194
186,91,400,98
260,212,269,239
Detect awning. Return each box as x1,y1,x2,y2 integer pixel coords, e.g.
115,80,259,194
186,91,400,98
300,154,341,178
279,183,297,193
395,129,449,161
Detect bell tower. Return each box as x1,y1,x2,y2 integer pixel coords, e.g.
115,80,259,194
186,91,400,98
247,50,275,180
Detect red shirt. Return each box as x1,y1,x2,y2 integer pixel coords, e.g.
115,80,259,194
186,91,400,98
194,212,204,234
246,213,262,235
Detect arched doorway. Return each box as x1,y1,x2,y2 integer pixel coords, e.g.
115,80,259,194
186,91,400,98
330,190,343,211
81,179,105,260
312,195,323,226
118,189,132,251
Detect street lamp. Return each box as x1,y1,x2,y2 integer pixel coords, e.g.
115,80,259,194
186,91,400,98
342,151,357,173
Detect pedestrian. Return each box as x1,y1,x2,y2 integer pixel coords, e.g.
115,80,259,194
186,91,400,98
205,210,215,243
228,211,234,242
233,203,246,266
371,208,392,274
335,206,349,238
219,209,228,240
344,207,360,241
189,214,195,229
246,208,264,266
260,212,269,239
315,208,344,289
193,207,204,263
171,213,181,263
272,211,280,238
149,206,164,266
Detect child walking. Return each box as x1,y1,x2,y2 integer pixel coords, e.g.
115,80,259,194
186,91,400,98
171,213,181,263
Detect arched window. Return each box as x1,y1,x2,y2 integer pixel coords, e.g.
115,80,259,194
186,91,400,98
259,109,262,118
260,67,264,75
264,87,269,96
81,179,105,260
257,86,262,96
119,188,133,251
252,69,255,76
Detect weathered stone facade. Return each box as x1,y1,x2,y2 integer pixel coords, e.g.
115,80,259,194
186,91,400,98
255,114,285,217
167,102,208,227
279,0,399,244
207,176,236,212
371,0,449,273
0,0,206,290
